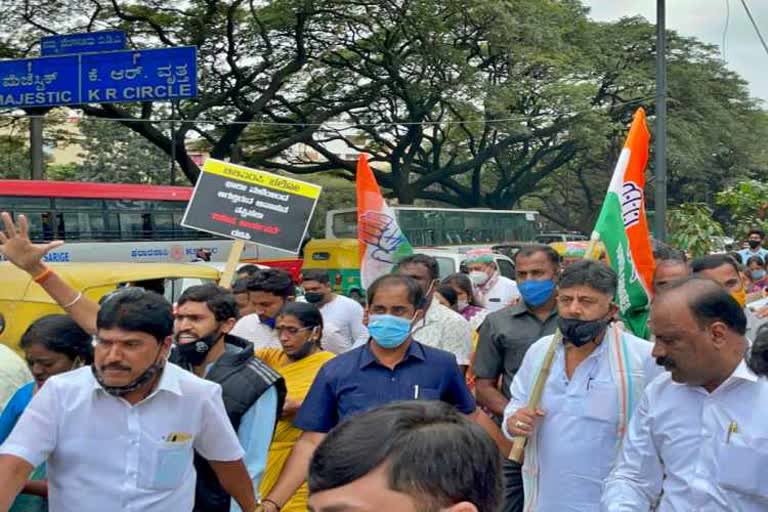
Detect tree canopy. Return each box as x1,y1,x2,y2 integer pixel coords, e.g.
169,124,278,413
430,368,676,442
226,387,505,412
1,0,766,232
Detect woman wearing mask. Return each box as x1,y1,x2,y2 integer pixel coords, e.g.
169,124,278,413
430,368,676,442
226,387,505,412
0,315,92,512
442,273,488,331
256,302,335,512
746,256,768,296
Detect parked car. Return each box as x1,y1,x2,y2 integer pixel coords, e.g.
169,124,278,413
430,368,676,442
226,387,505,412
417,247,516,280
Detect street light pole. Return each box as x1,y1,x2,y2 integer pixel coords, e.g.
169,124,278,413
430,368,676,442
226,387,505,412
654,0,668,242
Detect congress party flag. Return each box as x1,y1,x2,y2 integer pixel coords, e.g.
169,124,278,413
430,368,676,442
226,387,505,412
356,154,413,288
591,108,656,338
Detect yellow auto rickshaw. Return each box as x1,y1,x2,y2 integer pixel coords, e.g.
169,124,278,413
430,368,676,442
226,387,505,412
302,239,363,300
0,262,221,352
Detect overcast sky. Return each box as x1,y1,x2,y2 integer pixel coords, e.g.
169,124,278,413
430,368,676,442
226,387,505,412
584,0,768,102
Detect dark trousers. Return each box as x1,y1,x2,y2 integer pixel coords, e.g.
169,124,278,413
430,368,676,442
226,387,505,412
501,458,525,512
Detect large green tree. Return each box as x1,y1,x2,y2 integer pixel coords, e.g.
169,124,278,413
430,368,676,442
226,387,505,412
2,1,766,228
522,17,768,232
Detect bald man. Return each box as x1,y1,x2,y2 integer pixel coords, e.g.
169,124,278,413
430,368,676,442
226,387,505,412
603,277,768,511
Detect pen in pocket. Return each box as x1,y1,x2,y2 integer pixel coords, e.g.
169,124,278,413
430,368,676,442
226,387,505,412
726,421,738,444
414,385,420,399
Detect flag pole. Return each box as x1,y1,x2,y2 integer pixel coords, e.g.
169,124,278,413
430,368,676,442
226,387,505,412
655,0,668,242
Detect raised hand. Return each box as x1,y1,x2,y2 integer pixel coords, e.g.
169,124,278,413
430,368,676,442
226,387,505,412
0,212,63,274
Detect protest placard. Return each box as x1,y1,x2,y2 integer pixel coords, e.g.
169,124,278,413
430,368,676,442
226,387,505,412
182,159,322,254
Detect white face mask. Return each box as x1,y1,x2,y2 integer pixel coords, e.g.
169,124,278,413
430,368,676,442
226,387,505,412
469,271,490,286
456,300,469,311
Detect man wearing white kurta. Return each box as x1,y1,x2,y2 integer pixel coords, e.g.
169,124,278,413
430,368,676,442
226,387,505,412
602,277,768,511
503,261,658,512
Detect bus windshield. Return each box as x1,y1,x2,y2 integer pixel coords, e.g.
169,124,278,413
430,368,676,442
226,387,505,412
326,207,539,246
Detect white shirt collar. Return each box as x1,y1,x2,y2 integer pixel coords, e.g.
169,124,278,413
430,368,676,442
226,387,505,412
91,362,183,398
726,358,759,384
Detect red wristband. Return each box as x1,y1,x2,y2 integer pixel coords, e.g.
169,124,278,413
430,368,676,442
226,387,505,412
33,266,53,284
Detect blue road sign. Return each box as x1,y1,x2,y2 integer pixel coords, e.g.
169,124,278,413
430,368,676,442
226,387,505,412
0,46,196,109
41,31,126,56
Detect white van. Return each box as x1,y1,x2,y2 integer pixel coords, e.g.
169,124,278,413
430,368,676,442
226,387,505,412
416,248,516,280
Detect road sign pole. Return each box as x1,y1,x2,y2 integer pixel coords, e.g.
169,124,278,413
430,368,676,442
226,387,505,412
30,115,44,180
170,101,176,186
654,0,668,242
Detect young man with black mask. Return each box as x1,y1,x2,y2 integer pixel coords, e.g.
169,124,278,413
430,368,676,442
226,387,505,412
173,284,286,512
300,269,368,353
502,260,659,512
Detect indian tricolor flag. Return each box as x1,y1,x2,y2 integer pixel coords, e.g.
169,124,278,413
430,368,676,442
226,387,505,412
356,154,413,288
591,108,656,338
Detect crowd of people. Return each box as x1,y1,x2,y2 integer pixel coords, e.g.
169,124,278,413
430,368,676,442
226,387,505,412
1,210,768,511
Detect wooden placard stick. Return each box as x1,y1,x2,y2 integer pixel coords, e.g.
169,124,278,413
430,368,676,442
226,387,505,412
219,239,245,289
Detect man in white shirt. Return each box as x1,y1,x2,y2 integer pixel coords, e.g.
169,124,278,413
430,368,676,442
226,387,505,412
300,269,368,353
465,248,519,312
0,287,257,512
602,277,768,511
503,261,657,512
394,254,473,369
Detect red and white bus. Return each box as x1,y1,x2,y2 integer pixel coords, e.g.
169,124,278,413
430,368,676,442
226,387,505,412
0,180,294,263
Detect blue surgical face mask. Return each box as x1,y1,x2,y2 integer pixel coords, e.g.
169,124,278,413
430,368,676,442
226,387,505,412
752,269,766,281
261,316,277,329
368,314,413,349
518,279,556,307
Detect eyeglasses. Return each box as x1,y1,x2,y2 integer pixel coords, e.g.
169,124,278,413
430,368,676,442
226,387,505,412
275,326,312,336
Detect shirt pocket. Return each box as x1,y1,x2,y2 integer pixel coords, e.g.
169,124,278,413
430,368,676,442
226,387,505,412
139,437,193,491
583,383,618,423
337,391,371,419
414,387,440,400
716,441,768,500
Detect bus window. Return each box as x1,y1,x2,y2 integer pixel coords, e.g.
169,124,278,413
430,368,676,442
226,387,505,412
20,211,54,242
54,198,103,210
119,213,153,240
153,213,175,240
331,211,357,238
106,199,155,211
55,212,108,241
0,196,52,209
104,213,120,240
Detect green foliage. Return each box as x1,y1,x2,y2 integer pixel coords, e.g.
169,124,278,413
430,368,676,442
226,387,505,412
0,135,29,179
715,180,768,239
72,119,171,184
304,173,356,238
0,0,766,234
668,203,725,257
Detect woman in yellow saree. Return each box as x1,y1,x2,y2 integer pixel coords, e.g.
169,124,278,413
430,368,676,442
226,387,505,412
256,302,335,511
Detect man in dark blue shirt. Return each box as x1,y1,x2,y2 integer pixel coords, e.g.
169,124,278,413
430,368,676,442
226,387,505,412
260,274,500,512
